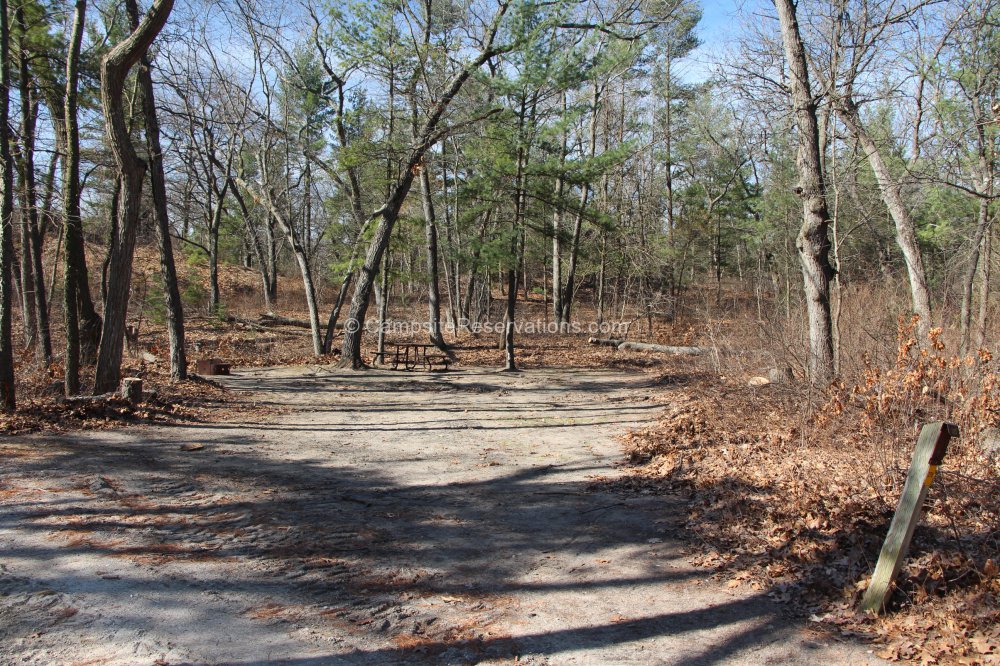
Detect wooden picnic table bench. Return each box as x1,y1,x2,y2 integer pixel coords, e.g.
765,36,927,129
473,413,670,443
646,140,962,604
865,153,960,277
374,343,450,371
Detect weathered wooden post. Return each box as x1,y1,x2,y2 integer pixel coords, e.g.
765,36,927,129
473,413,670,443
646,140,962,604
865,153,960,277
861,421,959,613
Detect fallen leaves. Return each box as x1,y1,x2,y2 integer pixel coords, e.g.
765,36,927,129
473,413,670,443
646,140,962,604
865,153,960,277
610,360,999,665
0,372,269,435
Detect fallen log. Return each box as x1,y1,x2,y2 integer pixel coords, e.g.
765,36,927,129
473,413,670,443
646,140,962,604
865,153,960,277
589,337,707,355
616,341,706,355
219,316,267,332
61,392,117,404
258,313,312,329
587,337,624,347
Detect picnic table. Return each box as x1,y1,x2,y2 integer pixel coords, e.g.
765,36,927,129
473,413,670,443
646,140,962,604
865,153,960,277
375,343,450,371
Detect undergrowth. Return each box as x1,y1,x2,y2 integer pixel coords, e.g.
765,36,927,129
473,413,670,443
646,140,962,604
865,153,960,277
619,317,999,664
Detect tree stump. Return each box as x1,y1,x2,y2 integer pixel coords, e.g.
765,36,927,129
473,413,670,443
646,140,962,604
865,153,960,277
768,367,794,384
120,377,143,403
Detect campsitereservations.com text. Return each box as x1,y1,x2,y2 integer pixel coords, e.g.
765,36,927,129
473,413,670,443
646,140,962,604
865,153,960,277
343,318,629,336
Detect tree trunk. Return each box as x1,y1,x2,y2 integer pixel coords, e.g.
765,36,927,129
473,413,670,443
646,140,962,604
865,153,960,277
0,0,16,409
503,97,532,371
126,0,186,381
93,0,174,395
597,229,607,325
552,93,567,325
461,211,490,329
100,176,121,288
40,160,59,242
303,162,313,262
503,264,518,371
206,175,228,314
961,196,991,353
561,195,587,324
39,96,64,240
340,200,412,368
230,178,274,312
976,223,993,350
775,0,836,384
14,19,51,364
235,178,322,356
440,141,460,332
714,212,722,306
208,216,221,313
664,50,677,297
16,161,37,350
265,216,279,304
323,220,371,354
63,0,88,395
560,84,599,324
838,99,932,338
47,223,62,324
419,158,447,351
615,341,705,355
960,113,995,353
376,248,390,364
323,271,352,354
292,244,323,356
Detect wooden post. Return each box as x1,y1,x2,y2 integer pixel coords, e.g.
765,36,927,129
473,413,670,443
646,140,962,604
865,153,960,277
861,421,959,613
120,377,143,403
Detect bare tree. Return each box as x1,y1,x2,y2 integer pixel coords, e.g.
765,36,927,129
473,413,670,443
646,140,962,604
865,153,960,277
160,47,232,315
125,0,186,380
93,0,174,394
230,6,324,354
418,153,449,351
922,2,999,352
775,0,836,382
811,0,935,338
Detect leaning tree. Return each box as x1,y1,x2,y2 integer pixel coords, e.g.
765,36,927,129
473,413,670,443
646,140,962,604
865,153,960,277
93,0,174,394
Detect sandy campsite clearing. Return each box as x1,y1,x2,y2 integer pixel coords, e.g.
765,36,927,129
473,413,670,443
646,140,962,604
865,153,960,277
1,366,884,665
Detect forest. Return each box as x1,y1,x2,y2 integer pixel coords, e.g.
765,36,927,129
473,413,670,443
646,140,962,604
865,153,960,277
0,0,996,393
0,0,998,663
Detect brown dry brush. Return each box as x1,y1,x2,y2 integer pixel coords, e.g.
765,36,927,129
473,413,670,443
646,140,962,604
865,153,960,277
0,355,249,434
0,309,267,434
621,316,999,663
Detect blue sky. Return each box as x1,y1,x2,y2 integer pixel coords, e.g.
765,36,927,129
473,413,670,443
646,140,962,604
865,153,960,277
684,0,771,82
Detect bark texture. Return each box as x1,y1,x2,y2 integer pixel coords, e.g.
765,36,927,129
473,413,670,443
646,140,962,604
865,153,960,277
126,0,187,381
0,0,15,409
419,159,447,351
775,0,836,383
62,0,87,395
93,0,174,394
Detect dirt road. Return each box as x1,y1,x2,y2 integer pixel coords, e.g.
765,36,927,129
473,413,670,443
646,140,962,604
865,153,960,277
0,367,883,665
